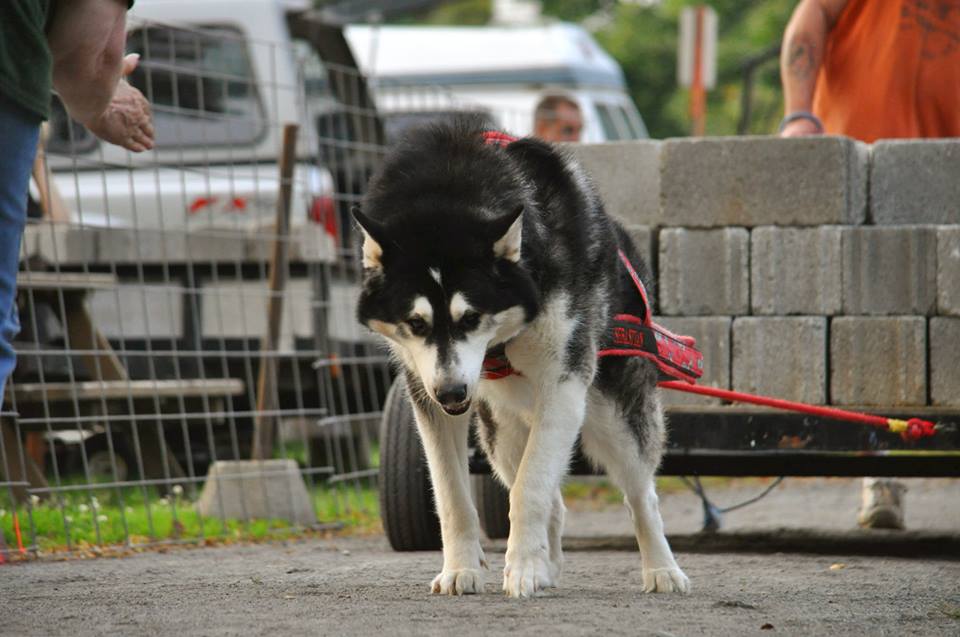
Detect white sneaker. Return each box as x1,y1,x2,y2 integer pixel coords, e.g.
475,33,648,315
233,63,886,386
857,478,906,530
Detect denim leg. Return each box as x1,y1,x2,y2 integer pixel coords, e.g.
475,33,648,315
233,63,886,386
0,99,41,403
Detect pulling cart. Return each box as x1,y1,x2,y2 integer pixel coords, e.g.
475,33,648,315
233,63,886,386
376,248,959,550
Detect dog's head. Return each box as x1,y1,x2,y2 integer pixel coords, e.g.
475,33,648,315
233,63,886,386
355,120,539,415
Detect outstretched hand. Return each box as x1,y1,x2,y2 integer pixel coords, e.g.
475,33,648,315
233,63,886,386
86,54,155,152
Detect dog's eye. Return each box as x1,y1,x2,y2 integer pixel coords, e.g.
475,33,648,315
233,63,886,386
406,316,430,337
460,311,482,331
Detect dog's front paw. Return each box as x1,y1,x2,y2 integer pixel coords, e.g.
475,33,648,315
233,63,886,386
431,568,485,595
642,567,690,593
502,554,553,598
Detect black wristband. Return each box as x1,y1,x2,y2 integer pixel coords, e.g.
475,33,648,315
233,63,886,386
779,111,824,133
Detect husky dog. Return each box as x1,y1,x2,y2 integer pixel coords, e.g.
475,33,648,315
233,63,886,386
355,118,689,598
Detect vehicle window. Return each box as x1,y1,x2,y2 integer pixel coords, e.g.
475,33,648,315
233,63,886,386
126,25,265,147
617,105,642,139
595,103,624,141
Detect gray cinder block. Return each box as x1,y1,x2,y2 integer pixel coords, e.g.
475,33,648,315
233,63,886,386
938,226,960,316
830,317,927,406
659,228,749,315
657,316,731,407
733,317,827,404
570,141,662,227
197,459,316,526
751,226,843,315
842,227,937,315
871,140,960,225
660,136,868,227
930,318,960,406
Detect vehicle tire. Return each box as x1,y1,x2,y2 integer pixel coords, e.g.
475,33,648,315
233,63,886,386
474,473,511,540
378,378,441,551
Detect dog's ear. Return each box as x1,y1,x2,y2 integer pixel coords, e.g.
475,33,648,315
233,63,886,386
352,207,386,270
492,205,523,263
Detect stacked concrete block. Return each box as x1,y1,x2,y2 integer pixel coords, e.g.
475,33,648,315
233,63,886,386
930,318,960,406
659,228,749,315
938,226,960,316
660,136,868,227
830,317,927,406
841,226,937,315
733,317,827,404
657,317,731,407
870,140,960,224
570,141,662,226
751,226,843,315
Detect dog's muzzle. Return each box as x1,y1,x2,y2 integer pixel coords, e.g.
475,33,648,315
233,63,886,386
436,384,470,415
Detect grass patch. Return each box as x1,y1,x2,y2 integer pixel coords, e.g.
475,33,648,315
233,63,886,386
1,477,380,558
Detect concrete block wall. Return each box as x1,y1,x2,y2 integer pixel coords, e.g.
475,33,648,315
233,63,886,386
573,136,959,408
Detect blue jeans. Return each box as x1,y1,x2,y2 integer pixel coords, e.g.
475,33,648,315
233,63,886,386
0,98,40,403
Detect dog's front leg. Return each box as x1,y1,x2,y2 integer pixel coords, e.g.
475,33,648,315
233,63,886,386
411,401,486,595
503,376,587,598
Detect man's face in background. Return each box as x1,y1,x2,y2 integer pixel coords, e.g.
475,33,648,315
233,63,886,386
534,101,583,142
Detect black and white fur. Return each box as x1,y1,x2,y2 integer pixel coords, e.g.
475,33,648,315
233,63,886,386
356,117,689,598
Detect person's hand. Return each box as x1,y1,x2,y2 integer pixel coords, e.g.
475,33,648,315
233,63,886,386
779,117,821,137
85,54,155,152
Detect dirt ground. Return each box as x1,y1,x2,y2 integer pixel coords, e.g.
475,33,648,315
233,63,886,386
3,478,959,637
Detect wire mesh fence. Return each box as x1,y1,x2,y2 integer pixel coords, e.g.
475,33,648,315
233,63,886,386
0,14,539,560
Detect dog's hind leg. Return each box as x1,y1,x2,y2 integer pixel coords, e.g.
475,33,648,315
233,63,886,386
546,490,566,584
411,398,486,595
580,389,690,594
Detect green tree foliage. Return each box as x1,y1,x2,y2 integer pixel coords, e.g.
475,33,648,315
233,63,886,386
548,0,798,138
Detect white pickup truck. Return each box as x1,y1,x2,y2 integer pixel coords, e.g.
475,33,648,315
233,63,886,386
46,0,346,252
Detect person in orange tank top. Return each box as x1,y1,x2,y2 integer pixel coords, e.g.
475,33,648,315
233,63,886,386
779,0,960,530
779,0,960,142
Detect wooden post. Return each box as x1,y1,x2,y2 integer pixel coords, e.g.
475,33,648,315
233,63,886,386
690,6,707,137
31,124,71,223
251,123,299,460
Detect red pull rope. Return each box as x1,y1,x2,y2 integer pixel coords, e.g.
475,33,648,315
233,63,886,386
658,381,937,442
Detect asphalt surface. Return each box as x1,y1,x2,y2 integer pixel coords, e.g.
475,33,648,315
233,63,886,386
2,478,958,636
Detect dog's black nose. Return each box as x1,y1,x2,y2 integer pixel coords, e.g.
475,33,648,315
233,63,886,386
437,384,468,406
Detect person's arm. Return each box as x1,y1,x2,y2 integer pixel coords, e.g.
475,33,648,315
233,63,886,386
779,0,849,137
47,0,154,151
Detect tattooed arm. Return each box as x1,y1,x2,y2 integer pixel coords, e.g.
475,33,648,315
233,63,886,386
779,0,849,136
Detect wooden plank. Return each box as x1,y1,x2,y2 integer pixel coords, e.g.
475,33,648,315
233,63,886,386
252,123,298,461
63,297,128,382
17,271,117,291
5,378,244,404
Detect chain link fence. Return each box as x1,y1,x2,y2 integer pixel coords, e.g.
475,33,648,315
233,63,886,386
0,14,530,560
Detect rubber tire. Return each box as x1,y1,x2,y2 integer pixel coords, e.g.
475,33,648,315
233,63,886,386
474,473,511,540
378,378,442,551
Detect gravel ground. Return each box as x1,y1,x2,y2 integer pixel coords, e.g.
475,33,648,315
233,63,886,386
2,478,958,637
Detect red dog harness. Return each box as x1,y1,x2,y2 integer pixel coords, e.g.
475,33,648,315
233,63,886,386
480,249,704,384
478,130,703,384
